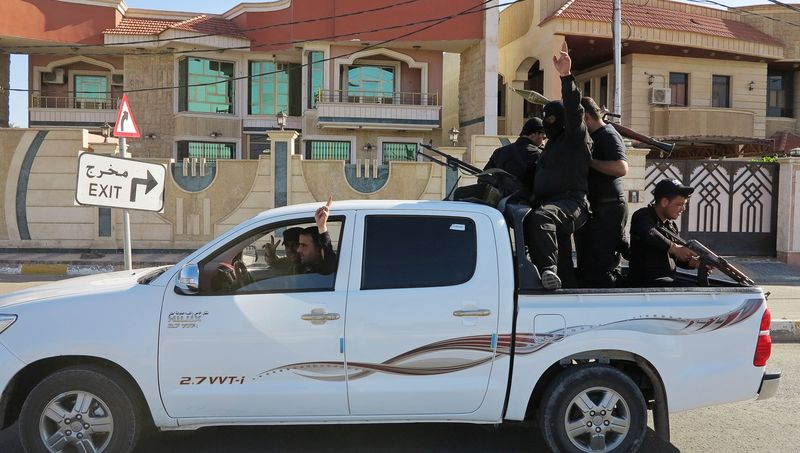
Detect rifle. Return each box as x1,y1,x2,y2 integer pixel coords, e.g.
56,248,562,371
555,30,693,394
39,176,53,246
655,225,755,287
417,142,482,175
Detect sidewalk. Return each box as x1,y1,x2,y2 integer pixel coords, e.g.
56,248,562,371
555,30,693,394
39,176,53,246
0,251,798,341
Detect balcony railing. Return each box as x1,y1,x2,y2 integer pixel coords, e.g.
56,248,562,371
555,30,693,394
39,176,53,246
30,96,120,110
316,90,439,106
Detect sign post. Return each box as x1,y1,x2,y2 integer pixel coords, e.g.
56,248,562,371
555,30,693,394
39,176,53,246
113,94,142,270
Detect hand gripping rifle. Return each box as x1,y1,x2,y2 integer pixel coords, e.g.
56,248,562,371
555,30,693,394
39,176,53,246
655,225,755,287
509,87,676,157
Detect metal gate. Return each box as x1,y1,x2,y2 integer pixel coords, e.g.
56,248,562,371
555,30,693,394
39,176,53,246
645,160,779,256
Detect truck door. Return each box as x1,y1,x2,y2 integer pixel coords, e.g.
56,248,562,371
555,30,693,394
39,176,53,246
158,214,353,418
345,211,501,415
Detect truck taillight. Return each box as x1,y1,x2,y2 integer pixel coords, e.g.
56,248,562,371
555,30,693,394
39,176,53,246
753,307,772,367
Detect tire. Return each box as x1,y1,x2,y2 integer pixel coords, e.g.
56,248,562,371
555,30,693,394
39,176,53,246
540,364,647,453
18,366,142,453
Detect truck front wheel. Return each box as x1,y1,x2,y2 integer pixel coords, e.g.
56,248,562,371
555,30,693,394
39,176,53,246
17,366,141,453
540,364,647,453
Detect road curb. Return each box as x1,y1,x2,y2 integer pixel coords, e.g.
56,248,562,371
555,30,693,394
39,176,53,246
771,320,800,343
0,263,152,275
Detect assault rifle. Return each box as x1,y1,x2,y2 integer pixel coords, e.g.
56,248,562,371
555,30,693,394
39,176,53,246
417,142,482,174
656,225,755,287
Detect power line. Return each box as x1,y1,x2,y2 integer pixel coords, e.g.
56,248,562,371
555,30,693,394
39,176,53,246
766,0,800,15
683,0,800,28
5,0,424,50
7,0,517,95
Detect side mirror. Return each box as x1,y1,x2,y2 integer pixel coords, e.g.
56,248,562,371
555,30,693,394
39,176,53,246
174,264,200,295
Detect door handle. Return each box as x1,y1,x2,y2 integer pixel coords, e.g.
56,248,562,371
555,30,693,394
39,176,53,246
453,309,491,317
301,312,340,325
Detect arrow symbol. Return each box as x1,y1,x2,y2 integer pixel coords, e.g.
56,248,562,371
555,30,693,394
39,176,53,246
130,170,158,202
120,111,129,131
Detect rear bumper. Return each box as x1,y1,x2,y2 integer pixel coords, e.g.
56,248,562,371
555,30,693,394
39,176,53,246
757,371,781,400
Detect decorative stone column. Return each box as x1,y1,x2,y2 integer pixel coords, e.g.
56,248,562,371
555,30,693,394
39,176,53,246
267,130,299,208
437,146,469,198
777,157,800,265
623,147,649,225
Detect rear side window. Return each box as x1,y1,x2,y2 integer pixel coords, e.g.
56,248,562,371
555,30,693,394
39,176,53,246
362,216,477,290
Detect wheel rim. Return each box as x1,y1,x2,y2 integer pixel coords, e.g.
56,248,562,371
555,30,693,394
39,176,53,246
563,386,631,452
38,390,114,453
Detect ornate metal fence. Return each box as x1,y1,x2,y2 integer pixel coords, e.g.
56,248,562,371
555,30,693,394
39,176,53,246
645,159,779,255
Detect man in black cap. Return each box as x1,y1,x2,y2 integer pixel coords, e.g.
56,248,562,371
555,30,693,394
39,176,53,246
264,226,303,274
484,117,546,192
575,96,629,288
524,41,592,290
629,178,702,286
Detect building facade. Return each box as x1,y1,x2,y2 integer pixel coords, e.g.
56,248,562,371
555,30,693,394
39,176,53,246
2,0,499,161
498,0,800,158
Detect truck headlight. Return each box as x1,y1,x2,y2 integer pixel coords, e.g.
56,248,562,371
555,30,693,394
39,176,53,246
0,315,17,334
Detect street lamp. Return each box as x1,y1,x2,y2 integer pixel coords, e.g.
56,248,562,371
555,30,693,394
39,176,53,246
276,111,287,131
448,127,459,146
101,122,111,143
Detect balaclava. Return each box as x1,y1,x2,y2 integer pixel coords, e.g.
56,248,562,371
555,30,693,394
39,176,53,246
542,100,565,140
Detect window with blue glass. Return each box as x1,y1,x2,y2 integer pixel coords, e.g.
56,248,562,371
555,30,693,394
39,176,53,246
74,75,108,104
250,61,289,115
346,65,394,99
382,142,418,164
308,51,324,108
768,71,794,118
178,58,235,114
177,141,235,161
305,141,351,161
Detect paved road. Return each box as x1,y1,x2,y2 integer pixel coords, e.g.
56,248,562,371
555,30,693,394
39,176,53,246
0,276,796,452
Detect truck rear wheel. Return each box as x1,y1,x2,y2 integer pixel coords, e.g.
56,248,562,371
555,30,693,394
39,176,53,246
17,366,141,453
540,364,647,453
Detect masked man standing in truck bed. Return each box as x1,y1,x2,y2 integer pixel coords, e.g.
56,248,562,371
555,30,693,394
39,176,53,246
524,42,592,290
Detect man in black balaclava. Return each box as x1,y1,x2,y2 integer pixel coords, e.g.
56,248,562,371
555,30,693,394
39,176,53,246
525,41,592,290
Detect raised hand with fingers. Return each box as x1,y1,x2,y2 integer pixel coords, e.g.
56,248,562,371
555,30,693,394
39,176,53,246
316,195,333,233
263,235,282,259
552,41,572,77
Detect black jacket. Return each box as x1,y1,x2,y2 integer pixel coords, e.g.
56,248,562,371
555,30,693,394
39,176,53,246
533,75,592,202
484,137,540,190
629,205,691,284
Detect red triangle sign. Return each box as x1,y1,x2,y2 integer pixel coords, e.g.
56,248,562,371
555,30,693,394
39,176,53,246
113,94,141,138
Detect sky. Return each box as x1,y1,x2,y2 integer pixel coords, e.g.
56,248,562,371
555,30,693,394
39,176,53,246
7,0,775,127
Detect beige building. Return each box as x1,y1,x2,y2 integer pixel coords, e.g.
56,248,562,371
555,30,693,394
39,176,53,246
498,0,799,158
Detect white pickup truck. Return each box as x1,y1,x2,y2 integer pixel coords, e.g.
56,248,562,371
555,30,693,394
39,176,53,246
0,200,780,453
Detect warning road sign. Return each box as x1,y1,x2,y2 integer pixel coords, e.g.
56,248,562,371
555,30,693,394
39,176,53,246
113,94,141,138
75,153,165,212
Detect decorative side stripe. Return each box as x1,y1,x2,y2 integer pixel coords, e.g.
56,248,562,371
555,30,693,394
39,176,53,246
17,130,49,240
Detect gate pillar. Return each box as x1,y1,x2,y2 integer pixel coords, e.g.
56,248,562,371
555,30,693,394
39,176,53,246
777,157,800,265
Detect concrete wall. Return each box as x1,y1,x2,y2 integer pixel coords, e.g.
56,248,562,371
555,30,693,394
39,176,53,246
124,54,176,159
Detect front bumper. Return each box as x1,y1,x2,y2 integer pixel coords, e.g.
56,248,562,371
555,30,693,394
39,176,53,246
757,371,781,400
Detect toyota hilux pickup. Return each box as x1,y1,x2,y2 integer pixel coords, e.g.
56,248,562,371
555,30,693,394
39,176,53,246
0,200,780,453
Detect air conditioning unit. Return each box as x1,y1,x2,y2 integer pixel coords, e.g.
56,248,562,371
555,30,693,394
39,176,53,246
42,68,65,84
649,87,671,105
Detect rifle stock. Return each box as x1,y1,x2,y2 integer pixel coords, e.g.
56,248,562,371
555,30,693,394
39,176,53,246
655,225,755,286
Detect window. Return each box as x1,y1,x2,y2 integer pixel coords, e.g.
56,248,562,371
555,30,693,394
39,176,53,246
768,71,794,117
305,140,351,160
198,218,344,295
249,61,289,115
74,75,108,108
382,142,418,164
177,141,235,161
599,76,608,110
178,57,234,114
247,134,270,160
308,51,324,108
345,65,395,99
712,75,730,108
669,72,689,106
361,216,477,290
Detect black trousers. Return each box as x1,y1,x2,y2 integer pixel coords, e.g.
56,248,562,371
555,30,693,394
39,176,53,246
525,195,589,277
575,198,628,288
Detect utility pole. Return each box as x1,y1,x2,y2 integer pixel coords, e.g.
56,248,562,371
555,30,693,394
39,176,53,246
613,0,622,117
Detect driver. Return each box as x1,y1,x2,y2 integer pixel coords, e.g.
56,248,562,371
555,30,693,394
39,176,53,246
296,196,338,275
628,179,708,287
264,227,303,274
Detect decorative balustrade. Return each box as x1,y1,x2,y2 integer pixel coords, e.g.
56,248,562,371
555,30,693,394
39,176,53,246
30,96,120,110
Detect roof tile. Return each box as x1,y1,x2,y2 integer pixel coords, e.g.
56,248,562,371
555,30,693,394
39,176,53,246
543,0,783,47
104,15,246,39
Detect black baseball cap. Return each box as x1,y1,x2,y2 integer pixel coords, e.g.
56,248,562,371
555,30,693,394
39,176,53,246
652,178,694,199
520,117,545,136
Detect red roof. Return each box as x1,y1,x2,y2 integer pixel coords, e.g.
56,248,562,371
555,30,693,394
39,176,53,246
104,15,246,39
542,0,784,47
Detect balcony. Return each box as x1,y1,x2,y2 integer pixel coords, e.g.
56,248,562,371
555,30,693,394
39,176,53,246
316,89,441,131
649,107,754,138
29,96,119,128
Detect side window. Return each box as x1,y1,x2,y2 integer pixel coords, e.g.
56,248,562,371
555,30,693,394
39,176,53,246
361,216,477,290
198,218,344,295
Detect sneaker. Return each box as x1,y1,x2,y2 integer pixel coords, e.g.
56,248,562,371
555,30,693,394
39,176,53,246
541,269,562,290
